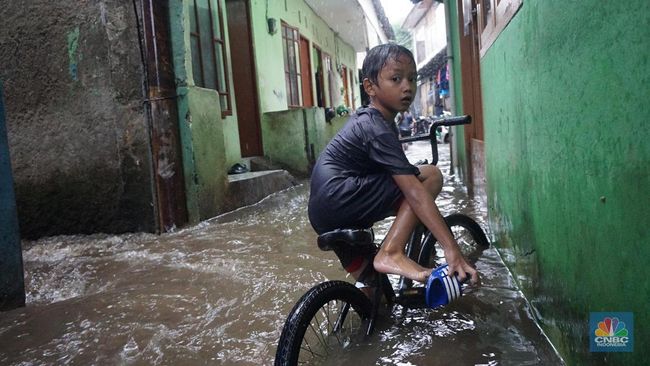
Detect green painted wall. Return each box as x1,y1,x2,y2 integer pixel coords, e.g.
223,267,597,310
261,108,347,176
248,0,359,174
480,1,649,364
169,0,230,223
248,0,359,113
168,0,361,221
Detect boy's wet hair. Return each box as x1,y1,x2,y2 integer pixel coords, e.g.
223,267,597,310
362,43,415,84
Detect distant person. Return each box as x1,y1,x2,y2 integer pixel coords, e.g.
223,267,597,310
398,110,414,150
308,44,479,287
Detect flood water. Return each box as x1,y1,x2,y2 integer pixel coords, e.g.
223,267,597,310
0,142,564,365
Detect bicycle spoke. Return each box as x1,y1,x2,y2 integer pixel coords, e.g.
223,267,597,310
277,281,371,365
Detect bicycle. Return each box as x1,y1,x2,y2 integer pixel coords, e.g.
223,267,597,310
275,115,490,366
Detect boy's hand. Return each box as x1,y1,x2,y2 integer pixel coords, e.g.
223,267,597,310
444,247,480,285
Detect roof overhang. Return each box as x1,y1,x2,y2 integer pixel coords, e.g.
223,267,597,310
402,0,433,29
305,0,393,51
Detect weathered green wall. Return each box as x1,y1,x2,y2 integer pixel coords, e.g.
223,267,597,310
169,0,360,222
169,0,229,223
481,1,649,364
261,108,347,176
249,0,359,113
247,0,359,177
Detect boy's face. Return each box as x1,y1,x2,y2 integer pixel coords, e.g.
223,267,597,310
364,54,417,120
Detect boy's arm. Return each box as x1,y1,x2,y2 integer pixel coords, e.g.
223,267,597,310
392,174,479,284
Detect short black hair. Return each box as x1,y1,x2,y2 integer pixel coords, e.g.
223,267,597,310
362,43,415,85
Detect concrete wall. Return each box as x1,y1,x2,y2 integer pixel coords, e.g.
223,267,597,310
0,0,156,238
479,1,649,364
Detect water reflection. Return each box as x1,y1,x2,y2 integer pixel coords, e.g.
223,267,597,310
0,143,563,365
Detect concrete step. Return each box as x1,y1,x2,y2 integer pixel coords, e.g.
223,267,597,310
224,169,298,212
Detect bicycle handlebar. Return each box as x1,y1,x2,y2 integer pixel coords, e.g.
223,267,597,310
398,115,472,165
431,115,472,128
399,115,471,144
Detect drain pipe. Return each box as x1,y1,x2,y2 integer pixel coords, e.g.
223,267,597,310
139,0,188,232
444,0,458,175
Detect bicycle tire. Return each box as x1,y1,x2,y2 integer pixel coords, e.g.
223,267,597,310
417,213,490,267
274,280,372,366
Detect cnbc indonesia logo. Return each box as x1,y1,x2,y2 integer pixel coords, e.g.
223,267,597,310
590,313,633,352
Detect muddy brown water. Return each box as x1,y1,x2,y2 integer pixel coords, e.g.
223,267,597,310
0,142,564,365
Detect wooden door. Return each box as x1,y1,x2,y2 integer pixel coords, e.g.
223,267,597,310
458,0,486,197
299,36,313,107
226,0,263,157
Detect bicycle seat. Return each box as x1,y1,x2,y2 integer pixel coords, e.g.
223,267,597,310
317,228,374,251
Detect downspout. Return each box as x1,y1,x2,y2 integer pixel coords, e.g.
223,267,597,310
138,0,188,232
443,0,458,175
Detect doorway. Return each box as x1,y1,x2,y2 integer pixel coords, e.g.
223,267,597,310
226,0,263,157
299,36,313,107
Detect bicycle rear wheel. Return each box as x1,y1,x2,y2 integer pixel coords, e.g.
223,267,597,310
275,281,372,366
417,213,490,268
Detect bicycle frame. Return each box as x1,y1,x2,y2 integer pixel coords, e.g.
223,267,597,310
275,115,487,365
363,115,473,335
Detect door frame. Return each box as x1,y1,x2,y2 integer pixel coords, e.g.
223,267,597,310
226,0,263,157
457,0,486,197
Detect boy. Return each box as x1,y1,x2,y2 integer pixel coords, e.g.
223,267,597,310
308,44,479,286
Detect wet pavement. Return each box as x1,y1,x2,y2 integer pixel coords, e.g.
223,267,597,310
0,141,564,365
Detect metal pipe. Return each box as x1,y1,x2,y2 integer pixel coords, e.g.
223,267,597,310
140,0,188,232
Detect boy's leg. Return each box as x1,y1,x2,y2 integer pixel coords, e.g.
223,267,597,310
373,165,443,283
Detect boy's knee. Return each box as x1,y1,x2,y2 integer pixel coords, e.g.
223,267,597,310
418,165,443,192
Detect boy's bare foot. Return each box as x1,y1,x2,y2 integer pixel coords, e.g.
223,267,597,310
373,250,432,283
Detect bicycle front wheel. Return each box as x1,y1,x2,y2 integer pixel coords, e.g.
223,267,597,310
274,281,372,366
417,213,490,268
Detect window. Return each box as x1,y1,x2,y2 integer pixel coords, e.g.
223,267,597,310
282,23,302,107
189,0,232,117
477,0,523,57
416,40,426,64
313,46,326,108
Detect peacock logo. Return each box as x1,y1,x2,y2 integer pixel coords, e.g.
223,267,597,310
593,316,629,348
590,312,633,352
595,317,628,338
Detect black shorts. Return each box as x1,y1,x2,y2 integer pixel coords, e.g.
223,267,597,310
308,173,403,235
399,129,412,138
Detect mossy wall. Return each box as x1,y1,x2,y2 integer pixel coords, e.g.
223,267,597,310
479,1,649,364
169,0,229,223
261,108,347,176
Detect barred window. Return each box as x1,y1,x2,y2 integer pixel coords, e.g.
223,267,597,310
190,0,232,117
282,23,302,107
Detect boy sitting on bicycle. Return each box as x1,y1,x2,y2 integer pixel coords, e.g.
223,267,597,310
308,44,479,286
